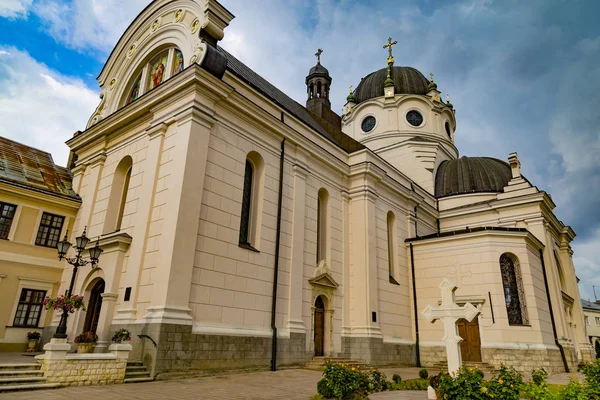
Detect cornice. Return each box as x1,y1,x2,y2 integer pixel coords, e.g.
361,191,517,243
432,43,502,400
0,181,81,210
406,226,544,250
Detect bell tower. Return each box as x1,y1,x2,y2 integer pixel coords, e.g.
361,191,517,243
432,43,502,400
306,49,341,130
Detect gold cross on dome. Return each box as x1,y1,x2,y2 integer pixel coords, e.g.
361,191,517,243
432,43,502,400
383,37,398,63
349,84,353,94
430,72,434,81
315,48,323,64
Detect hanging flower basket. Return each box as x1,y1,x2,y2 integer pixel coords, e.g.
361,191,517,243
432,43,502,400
112,328,132,344
43,295,86,313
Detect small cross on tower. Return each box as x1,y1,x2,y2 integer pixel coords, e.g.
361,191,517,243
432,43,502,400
422,278,480,375
383,37,398,64
315,48,323,64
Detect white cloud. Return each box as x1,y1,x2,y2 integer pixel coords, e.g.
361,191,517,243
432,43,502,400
0,0,32,18
0,47,99,166
32,0,151,55
574,229,600,302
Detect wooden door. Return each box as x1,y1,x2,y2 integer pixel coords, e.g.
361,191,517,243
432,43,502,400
314,296,325,356
83,280,105,334
457,319,482,362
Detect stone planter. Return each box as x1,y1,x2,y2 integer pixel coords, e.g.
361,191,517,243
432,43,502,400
26,339,38,352
77,343,95,354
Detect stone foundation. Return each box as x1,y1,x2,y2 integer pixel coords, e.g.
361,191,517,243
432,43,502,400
111,323,311,378
36,340,130,386
340,337,414,366
420,346,446,368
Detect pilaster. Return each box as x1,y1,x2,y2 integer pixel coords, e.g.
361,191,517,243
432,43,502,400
287,162,309,333
114,122,166,323
141,107,215,324
95,293,118,352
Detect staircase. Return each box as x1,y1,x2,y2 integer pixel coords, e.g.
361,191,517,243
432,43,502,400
124,361,153,383
305,356,370,371
432,361,497,376
0,363,60,392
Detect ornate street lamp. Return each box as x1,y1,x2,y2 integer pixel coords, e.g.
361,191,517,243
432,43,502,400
53,227,103,339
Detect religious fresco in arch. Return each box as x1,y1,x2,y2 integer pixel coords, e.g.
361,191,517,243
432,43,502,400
127,73,142,104
147,51,169,91
172,49,184,76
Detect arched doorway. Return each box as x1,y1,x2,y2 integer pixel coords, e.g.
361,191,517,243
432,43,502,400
457,318,481,362
83,279,105,334
314,296,325,356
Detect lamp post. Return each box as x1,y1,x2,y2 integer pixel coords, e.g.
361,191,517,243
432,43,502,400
53,227,103,339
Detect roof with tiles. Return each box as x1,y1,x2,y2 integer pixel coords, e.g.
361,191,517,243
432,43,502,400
0,136,80,201
582,298,600,311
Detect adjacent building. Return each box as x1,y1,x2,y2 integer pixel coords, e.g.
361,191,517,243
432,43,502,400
582,299,600,358
0,137,80,351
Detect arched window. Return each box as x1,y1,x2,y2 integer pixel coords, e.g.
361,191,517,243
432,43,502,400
387,211,399,285
500,253,528,325
317,188,329,263
104,156,133,233
239,152,264,250
317,81,322,98
445,121,452,139
124,47,185,105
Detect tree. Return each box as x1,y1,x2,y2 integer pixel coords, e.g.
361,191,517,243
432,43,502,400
595,339,600,359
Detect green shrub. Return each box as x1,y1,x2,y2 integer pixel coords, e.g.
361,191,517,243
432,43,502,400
319,362,369,399
392,373,401,384
391,378,428,391
579,358,600,399
418,368,429,380
317,378,335,399
437,367,485,400
531,368,548,386
483,364,523,400
368,368,390,392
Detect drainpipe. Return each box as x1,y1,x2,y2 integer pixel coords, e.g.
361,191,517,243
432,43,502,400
270,138,285,371
410,243,421,367
539,249,569,372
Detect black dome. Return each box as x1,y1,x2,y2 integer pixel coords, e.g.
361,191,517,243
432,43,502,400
435,156,512,198
309,63,329,76
354,66,429,103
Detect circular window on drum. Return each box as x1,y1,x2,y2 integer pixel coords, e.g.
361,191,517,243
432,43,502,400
361,116,376,133
406,110,423,127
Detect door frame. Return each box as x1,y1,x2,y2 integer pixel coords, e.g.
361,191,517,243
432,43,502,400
83,279,105,334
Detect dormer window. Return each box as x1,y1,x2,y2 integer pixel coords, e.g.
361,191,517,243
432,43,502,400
124,48,184,105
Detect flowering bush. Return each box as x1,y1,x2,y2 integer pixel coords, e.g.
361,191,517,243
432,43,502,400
26,332,41,340
483,364,523,400
43,295,86,313
74,331,97,344
112,328,132,343
437,366,486,400
316,362,393,399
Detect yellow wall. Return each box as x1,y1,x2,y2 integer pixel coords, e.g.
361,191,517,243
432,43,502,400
0,184,79,351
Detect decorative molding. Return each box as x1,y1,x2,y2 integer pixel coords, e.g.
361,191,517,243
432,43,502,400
94,232,133,253
309,273,339,289
0,274,5,284
139,305,193,325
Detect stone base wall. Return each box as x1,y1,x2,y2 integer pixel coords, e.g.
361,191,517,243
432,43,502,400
40,357,127,386
483,347,570,375
111,323,311,378
420,346,446,368
580,348,596,363
340,337,414,366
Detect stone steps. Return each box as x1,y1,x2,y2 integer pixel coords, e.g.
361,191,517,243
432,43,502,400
124,361,152,383
0,363,61,393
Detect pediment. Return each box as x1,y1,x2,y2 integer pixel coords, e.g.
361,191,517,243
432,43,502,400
309,272,339,289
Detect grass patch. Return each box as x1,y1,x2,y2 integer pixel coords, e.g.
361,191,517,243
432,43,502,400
390,378,429,391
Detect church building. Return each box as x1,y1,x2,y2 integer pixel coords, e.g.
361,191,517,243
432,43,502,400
51,0,594,376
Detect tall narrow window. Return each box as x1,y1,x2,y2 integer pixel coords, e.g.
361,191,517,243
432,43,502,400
104,156,133,234
387,211,399,285
35,212,64,248
239,160,254,246
554,251,567,292
239,152,264,251
13,289,46,327
500,253,528,325
317,188,329,263
0,202,17,239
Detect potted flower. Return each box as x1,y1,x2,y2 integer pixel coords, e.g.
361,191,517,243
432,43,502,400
74,331,98,353
112,328,131,344
26,332,41,352
43,294,86,313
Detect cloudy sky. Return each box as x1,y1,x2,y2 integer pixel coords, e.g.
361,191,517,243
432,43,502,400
0,0,598,300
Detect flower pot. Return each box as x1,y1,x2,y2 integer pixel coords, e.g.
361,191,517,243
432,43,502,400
26,339,38,352
77,343,94,354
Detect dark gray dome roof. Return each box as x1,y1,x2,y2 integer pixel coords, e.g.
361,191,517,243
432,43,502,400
435,156,512,198
309,63,329,76
354,66,429,103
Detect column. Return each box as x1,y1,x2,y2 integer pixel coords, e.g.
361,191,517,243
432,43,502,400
94,292,118,352
113,123,166,323
287,161,309,333
142,107,214,324
75,153,106,233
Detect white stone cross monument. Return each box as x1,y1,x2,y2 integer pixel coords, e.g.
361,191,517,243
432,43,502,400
422,278,480,375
